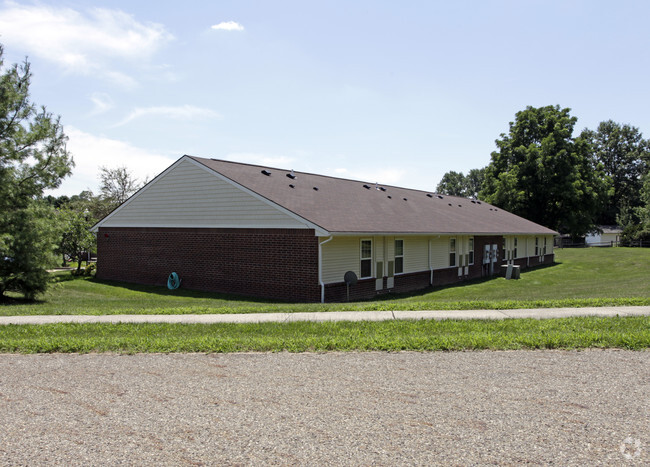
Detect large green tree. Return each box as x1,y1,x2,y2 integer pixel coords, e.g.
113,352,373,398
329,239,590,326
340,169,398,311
581,120,649,226
481,105,607,237
0,45,73,299
436,168,486,199
436,170,466,196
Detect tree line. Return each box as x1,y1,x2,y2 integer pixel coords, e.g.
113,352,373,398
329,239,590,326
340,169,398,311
436,105,650,241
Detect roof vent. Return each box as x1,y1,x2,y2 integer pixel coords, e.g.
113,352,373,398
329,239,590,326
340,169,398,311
363,184,371,189
477,201,482,204
261,170,271,176
489,208,493,211
286,170,296,180
379,187,387,192
289,184,295,189
448,203,452,206
458,204,462,207
470,200,476,204
426,193,433,198
313,187,319,191
387,195,392,199
437,195,444,199
403,198,408,201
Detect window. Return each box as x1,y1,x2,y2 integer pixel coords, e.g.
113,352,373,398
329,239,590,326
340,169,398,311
514,237,518,259
394,239,404,274
468,237,474,265
449,238,456,267
535,237,539,256
360,239,372,278
502,238,506,260
543,237,547,255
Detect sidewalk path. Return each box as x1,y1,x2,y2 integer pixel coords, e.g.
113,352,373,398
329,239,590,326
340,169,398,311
1,306,648,325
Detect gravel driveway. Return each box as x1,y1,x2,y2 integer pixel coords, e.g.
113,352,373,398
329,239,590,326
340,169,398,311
0,350,647,465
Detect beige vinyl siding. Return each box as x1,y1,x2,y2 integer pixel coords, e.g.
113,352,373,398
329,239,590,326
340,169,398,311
101,159,307,228
402,236,428,273
321,237,363,284
430,237,449,269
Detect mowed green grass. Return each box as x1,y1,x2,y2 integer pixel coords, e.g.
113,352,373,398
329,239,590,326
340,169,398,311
0,316,647,353
1,248,649,316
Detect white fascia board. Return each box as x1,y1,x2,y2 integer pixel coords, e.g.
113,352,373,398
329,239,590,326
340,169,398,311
327,231,555,237
90,156,189,232
185,157,329,236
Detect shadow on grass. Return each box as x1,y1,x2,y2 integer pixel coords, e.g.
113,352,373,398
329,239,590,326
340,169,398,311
367,261,560,302
86,277,292,305
0,296,47,306
4,261,561,308
79,261,561,305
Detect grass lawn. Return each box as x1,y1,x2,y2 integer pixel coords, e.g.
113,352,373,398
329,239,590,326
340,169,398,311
0,316,647,353
1,247,649,316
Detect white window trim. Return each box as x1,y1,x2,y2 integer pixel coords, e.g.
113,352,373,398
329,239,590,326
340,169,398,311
468,237,474,265
360,238,373,279
394,238,404,275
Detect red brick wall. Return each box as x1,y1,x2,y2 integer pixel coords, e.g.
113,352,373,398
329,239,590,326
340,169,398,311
97,227,320,302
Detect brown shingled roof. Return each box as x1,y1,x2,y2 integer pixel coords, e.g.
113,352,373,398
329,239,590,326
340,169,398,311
189,155,557,236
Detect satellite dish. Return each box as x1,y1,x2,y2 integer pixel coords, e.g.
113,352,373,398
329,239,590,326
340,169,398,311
343,271,357,302
344,271,357,286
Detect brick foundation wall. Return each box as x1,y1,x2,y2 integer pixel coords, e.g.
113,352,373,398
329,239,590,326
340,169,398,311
97,227,320,302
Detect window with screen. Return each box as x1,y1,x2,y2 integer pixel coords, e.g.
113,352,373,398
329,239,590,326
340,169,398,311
395,239,404,274
468,237,474,265
360,239,372,278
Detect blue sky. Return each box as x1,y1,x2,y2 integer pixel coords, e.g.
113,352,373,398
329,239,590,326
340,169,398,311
1,0,649,196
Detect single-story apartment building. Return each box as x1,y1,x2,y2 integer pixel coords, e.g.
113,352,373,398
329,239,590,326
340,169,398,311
92,156,557,302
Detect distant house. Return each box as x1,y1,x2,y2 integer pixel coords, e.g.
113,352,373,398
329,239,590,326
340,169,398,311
585,225,623,247
92,156,557,302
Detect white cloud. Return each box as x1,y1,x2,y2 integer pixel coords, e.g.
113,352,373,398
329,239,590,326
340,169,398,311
46,127,176,197
0,3,173,86
89,92,114,115
114,105,221,126
211,21,244,31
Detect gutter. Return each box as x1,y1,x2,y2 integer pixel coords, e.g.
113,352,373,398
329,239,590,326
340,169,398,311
428,238,434,285
318,236,333,303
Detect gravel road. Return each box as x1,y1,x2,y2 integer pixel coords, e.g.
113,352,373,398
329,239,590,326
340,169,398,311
0,350,647,465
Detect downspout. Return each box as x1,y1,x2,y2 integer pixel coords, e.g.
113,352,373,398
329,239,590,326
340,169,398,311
318,236,333,303
429,238,433,285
